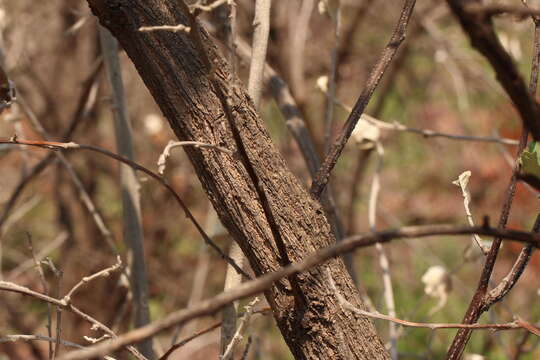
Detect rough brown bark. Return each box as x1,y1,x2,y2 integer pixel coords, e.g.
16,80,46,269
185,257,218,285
86,1,389,359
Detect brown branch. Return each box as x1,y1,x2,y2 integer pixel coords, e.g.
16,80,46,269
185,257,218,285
159,308,270,360
446,0,540,141
0,59,103,233
445,3,540,358
465,4,540,19
0,259,147,360
0,138,249,279
310,0,417,198
56,223,540,360
484,214,540,308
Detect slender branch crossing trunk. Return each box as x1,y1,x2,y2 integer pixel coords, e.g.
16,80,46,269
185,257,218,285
87,1,389,358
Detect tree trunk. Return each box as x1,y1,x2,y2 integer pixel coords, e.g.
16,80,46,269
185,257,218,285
87,1,389,358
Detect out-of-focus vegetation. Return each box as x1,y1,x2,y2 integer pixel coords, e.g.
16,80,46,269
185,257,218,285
0,0,539,359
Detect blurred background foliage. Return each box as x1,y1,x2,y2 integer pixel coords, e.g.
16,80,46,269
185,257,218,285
0,0,539,359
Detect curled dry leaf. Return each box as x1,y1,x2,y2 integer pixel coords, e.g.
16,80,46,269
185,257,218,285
351,115,381,148
421,265,452,315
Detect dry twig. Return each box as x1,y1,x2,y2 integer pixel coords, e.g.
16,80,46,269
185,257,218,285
0,138,248,279
55,223,540,360
310,0,417,198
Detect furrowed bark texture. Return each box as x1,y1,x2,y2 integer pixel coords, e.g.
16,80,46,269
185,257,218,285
86,1,389,359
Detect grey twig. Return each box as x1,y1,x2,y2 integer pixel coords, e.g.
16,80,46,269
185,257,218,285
99,25,154,358
247,0,271,109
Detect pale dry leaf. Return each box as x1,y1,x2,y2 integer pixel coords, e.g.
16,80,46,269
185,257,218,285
352,115,381,146
316,75,329,93
421,265,452,315
464,354,485,360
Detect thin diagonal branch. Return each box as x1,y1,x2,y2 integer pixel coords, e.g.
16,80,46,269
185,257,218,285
446,0,540,141
0,138,249,279
445,3,540,358
55,223,540,360
310,0,417,198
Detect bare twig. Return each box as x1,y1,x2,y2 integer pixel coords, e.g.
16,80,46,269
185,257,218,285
240,335,253,360
100,25,153,358
0,259,146,360
289,0,315,102
323,0,342,152
191,0,229,12
221,297,260,360
0,280,66,306
139,24,191,32
158,140,234,175
161,308,270,360
465,4,540,18
447,0,540,141
0,335,85,350
50,261,63,360
368,143,398,359
247,0,271,109
64,256,122,303
170,210,219,344
0,138,249,279
484,215,540,307
310,0,417,198
0,58,102,236
27,233,53,358
220,241,243,354
56,223,540,360
445,3,540,357
327,269,540,335
324,88,519,146
8,231,67,280
16,91,115,253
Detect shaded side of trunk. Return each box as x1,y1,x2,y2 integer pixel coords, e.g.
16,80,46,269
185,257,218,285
87,1,389,358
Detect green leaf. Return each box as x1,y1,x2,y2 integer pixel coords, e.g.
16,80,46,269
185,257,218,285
519,141,540,178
